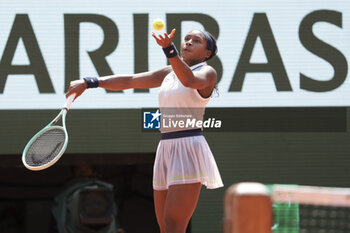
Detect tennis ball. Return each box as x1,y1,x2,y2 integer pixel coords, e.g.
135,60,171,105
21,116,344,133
153,18,165,31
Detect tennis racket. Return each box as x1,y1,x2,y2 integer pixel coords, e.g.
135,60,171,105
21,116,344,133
22,94,76,171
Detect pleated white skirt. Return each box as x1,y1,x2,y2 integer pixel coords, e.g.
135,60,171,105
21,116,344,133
153,135,224,190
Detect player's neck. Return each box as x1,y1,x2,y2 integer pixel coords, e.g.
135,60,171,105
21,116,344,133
183,58,204,67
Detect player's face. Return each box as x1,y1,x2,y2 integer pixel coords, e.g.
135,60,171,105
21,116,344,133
181,30,211,65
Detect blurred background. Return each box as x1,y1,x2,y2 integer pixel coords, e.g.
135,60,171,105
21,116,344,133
0,0,350,232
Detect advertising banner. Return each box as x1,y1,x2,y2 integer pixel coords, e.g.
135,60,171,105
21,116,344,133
0,0,349,109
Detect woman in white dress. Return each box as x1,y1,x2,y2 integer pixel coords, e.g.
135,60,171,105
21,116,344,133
66,28,223,233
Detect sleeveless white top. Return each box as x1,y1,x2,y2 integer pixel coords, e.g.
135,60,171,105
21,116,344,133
158,62,210,133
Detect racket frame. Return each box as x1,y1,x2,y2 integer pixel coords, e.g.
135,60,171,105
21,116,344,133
22,94,75,171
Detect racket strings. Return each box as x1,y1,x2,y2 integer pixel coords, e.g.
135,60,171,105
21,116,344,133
25,128,66,167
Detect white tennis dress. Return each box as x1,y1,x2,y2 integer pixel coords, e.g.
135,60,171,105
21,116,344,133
153,62,224,190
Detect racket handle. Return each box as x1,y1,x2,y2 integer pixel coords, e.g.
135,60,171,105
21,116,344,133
63,94,76,110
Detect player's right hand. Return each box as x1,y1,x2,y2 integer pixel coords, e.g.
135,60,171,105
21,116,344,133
66,80,87,100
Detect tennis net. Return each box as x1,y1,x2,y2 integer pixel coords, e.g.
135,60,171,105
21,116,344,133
271,184,350,233
224,183,350,233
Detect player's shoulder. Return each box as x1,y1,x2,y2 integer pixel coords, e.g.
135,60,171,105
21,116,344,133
200,64,217,78
151,65,172,76
155,65,172,75
162,65,173,74
148,65,173,82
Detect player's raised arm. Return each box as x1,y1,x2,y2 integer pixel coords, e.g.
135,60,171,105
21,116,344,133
152,29,217,92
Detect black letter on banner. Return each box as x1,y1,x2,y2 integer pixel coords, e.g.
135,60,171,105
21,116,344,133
167,14,223,84
64,14,119,93
133,14,149,93
0,14,54,94
230,13,291,92
299,10,347,92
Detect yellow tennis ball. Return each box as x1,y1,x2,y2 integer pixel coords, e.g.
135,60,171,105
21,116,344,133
153,18,165,31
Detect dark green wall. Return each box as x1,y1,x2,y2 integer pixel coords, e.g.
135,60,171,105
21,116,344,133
1,108,350,233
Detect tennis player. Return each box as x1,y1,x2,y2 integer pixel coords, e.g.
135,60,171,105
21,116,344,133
66,28,223,233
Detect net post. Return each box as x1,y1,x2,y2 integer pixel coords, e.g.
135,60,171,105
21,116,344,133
224,182,272,233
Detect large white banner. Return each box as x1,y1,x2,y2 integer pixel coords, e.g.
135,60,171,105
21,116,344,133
0,0,349,109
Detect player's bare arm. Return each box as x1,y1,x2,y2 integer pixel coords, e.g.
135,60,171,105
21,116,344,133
169,59,217,91
99,66,172,90
152,29,216,95
66,66,172,99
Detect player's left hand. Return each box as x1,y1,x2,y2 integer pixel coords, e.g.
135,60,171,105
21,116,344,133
152,28,176,48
